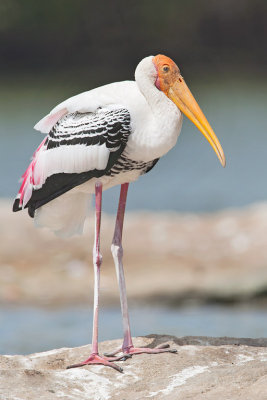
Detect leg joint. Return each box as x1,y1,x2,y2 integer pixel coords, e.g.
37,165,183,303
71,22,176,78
93,250,103,268
111,243,123,259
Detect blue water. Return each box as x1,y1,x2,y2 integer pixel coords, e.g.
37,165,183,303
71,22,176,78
1,75,267,212
1,305,266,355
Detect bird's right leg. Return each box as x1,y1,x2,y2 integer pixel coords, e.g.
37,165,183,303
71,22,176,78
106,183,177,358
67,182,127,372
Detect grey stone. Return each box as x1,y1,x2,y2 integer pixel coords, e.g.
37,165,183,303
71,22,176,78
1,335,266,400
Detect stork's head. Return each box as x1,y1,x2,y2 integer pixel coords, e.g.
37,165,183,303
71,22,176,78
151,54,225,167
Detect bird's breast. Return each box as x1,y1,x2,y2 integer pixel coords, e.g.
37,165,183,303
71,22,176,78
126,105,183,162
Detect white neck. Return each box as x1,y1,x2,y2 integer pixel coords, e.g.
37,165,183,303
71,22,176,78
135,56,173,114
127,56,182,161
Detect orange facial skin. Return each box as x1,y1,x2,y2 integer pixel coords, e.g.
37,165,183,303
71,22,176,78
152,54,226,167
153,54,182,95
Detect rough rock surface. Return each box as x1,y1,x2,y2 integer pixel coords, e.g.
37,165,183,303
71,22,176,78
0,335,266,400
1,200,267,306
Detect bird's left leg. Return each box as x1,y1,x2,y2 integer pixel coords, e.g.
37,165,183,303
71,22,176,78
67,182,128,372
105,183,177,358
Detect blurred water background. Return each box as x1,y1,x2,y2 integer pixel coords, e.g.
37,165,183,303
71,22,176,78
0,0,267,354
1,305,266,355
1,76,267,212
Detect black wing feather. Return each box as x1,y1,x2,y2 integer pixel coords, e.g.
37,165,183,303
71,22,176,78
13,107,131,217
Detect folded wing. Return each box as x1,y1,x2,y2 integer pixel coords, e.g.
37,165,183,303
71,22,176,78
13,106,131,217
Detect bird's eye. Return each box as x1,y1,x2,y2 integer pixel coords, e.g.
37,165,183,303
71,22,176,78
163,65,170,72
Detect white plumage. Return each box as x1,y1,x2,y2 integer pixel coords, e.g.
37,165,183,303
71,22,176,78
34,191,91,238
35,143,110,181
14,56,183,236
36,58,182,161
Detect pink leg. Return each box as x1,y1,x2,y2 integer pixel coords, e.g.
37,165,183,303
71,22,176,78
110,183,133,352
67,182,127,372
106,183,177,358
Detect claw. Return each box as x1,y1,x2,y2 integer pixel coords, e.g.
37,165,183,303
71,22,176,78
120,354,132,361
66,364,78,369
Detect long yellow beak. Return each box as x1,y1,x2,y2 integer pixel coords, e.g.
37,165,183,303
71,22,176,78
168,77,226,167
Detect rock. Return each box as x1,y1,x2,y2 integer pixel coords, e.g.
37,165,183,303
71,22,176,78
1,199,267,306
0,335,266,400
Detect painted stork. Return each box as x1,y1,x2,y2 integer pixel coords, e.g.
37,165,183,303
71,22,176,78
13,54,225,372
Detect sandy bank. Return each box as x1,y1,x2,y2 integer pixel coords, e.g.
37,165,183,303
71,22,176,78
1,200,267,306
